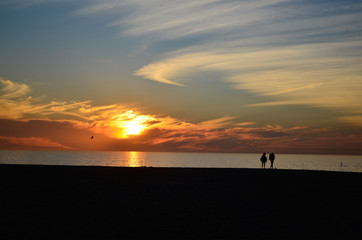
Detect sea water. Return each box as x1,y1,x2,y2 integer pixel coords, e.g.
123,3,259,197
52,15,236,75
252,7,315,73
0,150,361,173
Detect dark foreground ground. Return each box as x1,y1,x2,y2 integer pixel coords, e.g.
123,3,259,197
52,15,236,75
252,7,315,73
0,164,361,239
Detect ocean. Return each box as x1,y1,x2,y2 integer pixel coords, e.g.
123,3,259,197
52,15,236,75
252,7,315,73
0,150,361,172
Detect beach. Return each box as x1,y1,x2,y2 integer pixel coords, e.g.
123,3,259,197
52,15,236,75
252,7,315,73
1,164,361,239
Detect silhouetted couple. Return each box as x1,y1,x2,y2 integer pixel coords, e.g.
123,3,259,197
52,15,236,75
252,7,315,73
260,153,275,169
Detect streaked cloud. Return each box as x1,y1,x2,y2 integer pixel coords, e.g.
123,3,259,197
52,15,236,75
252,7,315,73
0,79,30,99
135,41,362,112
0,136,71,150
73,0,362,50
75,0,289,40
0,78,91,119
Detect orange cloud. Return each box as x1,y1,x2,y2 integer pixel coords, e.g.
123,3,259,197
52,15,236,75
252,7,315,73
1,79,362,154
0,136,72,150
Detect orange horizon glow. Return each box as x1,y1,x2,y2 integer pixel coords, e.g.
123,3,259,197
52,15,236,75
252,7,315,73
109,111,151,139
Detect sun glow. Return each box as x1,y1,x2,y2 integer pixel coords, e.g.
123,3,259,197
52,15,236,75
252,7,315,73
126,121,144,135
108,110,152,138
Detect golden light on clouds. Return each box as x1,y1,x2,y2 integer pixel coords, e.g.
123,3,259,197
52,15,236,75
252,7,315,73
126,121,144,135
109,111,151,139
1,79,362,154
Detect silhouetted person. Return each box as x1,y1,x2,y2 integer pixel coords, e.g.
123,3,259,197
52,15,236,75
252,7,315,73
269,153,275,169
260,153,267,169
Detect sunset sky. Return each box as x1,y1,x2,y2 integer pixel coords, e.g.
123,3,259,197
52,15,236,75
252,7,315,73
1,0,362,154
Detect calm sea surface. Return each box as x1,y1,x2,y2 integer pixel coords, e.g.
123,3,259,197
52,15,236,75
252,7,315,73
0,150,361,172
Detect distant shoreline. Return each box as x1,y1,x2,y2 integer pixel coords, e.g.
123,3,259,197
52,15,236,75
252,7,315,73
1,164,361,239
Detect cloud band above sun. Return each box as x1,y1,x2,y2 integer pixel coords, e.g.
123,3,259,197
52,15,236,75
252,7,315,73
1,79,362,154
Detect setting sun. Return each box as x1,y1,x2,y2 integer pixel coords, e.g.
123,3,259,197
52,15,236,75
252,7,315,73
107,111,152,138
126,121,144,135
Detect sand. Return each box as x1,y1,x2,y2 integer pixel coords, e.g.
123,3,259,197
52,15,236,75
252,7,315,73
1,164,361,239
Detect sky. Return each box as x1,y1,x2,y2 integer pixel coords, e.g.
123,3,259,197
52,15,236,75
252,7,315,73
1,0,362,154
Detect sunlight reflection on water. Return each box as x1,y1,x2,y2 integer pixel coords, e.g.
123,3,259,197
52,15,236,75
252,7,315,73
126,151,143,167
0,150,361,172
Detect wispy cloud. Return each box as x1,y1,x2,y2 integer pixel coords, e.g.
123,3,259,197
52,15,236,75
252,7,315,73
75,0,289,40
0,78,92,119
135,40,362,111
73,0,362,48
0,79,30,99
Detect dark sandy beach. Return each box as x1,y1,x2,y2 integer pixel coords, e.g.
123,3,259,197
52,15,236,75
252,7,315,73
1,164,361,239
